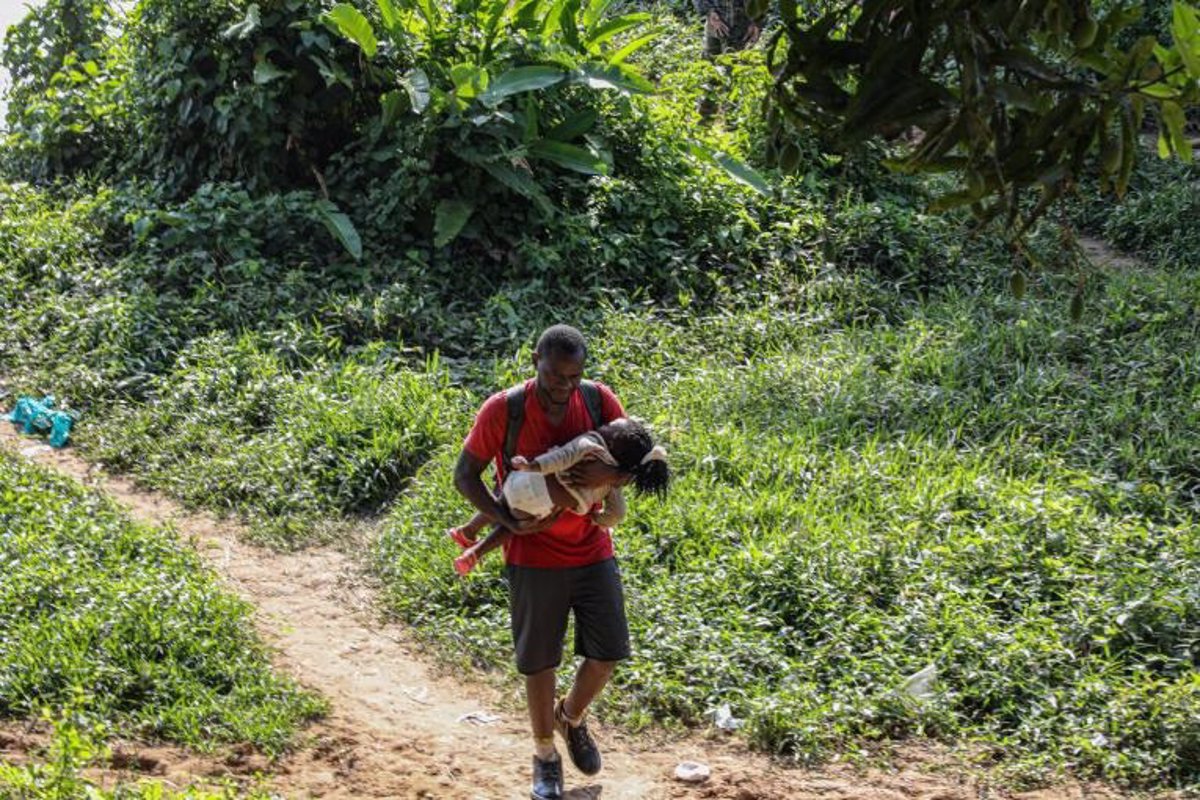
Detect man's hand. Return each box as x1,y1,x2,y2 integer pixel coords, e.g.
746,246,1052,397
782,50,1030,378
511,455,534,472
706,10,728,37
744,21,761,45
561,459,622,488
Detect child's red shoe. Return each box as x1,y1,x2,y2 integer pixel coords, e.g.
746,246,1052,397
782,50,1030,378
454,551,479,576
447,527,475,550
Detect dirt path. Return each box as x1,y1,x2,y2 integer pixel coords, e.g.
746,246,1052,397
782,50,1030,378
0,426,1135,800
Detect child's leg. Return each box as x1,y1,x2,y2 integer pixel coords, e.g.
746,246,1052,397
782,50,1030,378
454,505,530,576
448,487,506,548
448,509,491,548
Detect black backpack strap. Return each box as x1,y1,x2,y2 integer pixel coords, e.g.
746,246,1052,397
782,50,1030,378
504,381,602,473
502,383,526,473
579,379,604,429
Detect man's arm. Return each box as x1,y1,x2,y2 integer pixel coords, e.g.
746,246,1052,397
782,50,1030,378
453,449,558,535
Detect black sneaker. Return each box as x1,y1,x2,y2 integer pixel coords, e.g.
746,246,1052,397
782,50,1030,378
554,698,602,776
530,754,563,800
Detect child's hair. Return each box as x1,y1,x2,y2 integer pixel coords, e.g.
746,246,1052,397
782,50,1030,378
598,417,670,498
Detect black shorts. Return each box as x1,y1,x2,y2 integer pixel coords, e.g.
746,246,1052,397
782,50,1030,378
506,558,631,675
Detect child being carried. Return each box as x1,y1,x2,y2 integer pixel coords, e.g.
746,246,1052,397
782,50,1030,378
449,417,669,575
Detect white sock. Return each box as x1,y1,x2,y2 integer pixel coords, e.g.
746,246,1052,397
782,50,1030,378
534,737,558,761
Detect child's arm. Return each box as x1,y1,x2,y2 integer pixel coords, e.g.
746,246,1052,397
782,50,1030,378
533,437,604,475
590,486,627,528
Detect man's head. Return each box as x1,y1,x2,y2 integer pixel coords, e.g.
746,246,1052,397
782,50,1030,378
533,324,587,407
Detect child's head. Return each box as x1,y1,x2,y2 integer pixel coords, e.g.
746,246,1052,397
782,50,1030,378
598,417,670,498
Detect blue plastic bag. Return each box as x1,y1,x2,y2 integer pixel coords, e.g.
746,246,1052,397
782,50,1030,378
7,395,75,448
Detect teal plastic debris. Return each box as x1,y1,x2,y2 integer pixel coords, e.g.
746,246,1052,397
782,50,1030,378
7,395,76,448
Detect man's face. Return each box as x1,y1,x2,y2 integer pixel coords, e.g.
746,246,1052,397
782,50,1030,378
533,348,585,406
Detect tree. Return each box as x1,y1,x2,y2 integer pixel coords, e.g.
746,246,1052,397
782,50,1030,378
766,0,1200,240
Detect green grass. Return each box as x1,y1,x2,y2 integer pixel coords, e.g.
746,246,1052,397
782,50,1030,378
376,261,1200,787
80,332,469,547
2,16,1199,787
0,448,326,753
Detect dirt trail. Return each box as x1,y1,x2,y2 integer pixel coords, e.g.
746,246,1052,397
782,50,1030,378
0,425,1133,799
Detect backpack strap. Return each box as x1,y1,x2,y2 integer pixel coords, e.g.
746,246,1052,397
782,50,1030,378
579,379,604,429
502,380,605,474
502,383,526,474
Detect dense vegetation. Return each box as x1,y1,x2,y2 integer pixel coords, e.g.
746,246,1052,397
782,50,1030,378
2,0,1199,791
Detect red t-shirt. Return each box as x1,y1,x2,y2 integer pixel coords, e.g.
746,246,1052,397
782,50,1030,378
463,378,625,569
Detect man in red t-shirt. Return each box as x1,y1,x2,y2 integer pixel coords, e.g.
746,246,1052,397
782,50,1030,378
454,325,628,800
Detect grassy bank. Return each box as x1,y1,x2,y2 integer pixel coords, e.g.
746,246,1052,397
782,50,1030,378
0,447,325,795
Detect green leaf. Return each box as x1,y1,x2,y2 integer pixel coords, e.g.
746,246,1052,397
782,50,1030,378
377,0,400,33
546,109,598,141
317,201,363,261
479,66,567,106
571,62,654,93
607,31,658,65
583,0,613,30
585,13,650,51
327,4,378,58
381,89,406,125
560,0,583,51
434,199,474,248
528,139,609,175
222,3,261,40
1172,2,1200,78
451,63,490,99
688,141,770,195
414,0,440,26
1161,101,1193,163
401,68,431,113
253,60,290,84
475,159,554,214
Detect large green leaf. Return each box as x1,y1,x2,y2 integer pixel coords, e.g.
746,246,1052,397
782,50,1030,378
475,159,554,214
528,139,609,175
327,4,378,58
571,62,654,93
584,13,649,51
1161,100,1193,163
434,199,474,248
688,141,770,195
479,66,567,106
546,109,598,140
560,0,583,51
381,89,406,125
583,0,614,30
253,60,289,84
607,31,659,65
377,0,400,33
317,201,363,261
400,68,431,113
1173,2,1200,78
